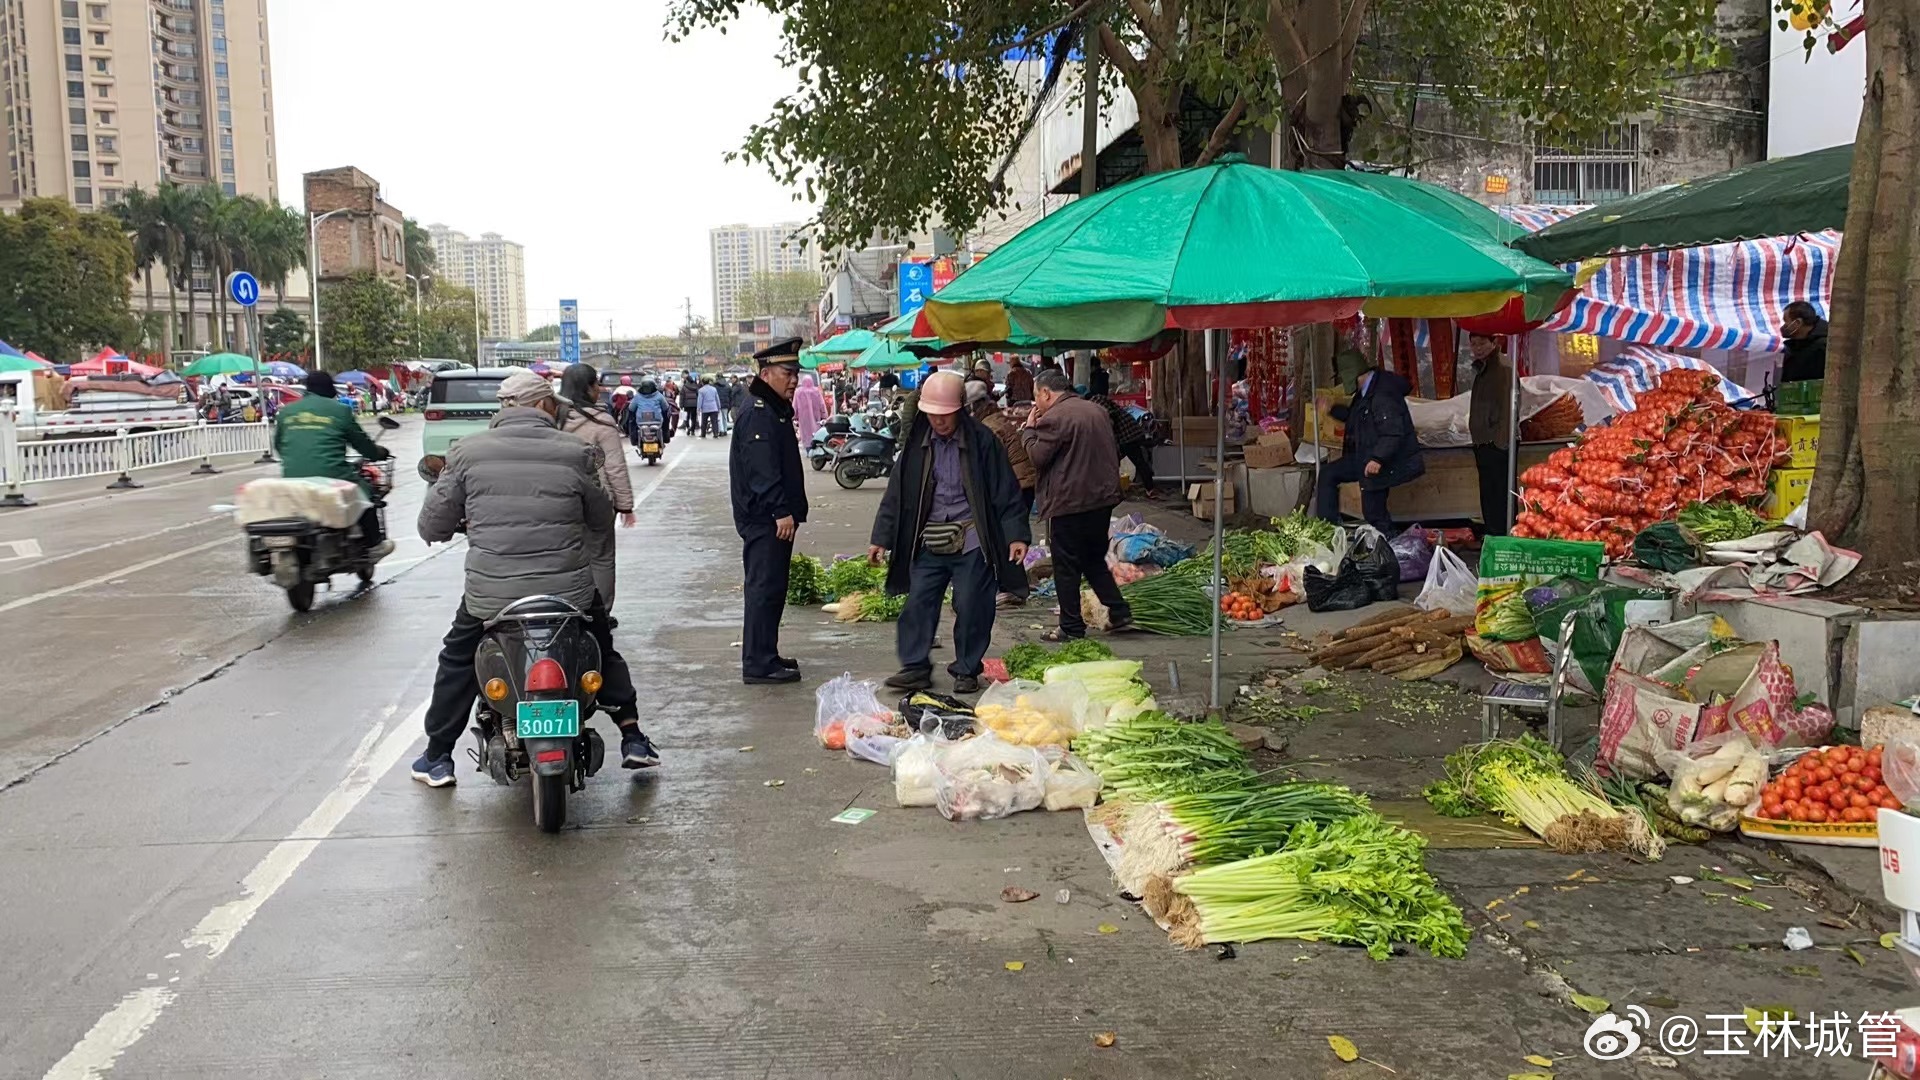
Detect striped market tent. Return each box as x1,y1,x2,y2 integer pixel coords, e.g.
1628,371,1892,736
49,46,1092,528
1493,205,1842,354
1583,344,1756,413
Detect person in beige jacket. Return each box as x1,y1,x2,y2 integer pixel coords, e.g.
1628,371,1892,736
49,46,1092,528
559,363,636,606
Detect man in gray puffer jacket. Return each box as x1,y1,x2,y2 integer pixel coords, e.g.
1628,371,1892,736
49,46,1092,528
410,370,656,788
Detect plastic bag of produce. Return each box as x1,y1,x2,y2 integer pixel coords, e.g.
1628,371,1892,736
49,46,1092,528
1415,545,1477,617
815,673,892,751
892,732,954,807
1475,537,1605,642
1039,747,1103,811
1304,561,1373,613
1350,525,1402,602
933,734,1048,821
1656,731,1767,832
975,678,1091,745
1390,525,1435,583
1884,740,1920,809
846,713,908,766
898,690,975,739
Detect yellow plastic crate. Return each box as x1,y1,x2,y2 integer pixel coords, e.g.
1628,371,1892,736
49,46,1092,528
1775,414,1821,468
1765,467,1814,520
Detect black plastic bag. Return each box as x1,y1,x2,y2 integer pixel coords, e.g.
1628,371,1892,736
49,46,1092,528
1349,528,1403,602
1305,562,1374,613
1632,522,1698,572
899,690,975,739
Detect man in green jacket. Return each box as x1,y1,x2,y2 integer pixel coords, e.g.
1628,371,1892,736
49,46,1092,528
274,370,394,557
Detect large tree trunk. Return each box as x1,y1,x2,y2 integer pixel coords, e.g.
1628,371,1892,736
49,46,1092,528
1809,0,1920,571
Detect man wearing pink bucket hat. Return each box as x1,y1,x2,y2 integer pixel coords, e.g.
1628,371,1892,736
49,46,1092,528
868,370,1030,695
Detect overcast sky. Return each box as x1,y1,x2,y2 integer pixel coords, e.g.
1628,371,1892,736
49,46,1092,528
266,0,809,337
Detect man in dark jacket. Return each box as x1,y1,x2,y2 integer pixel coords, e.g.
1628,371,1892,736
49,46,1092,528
411,369,653,788
679,374,702,436
1316,363,1425,536
1004,356,1035,405
1466,333,1513,537
1089,392,1156,498
1779,300,1828,384
732,339,810,684
870,371,1029,694
274,370,394,554
1024,370,1134,640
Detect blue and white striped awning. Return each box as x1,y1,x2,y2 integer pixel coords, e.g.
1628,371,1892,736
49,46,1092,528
1494,205,1841,353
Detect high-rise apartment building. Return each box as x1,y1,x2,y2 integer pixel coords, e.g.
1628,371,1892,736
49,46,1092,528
709,222,818,325
427,223,527,342
1,0,278,208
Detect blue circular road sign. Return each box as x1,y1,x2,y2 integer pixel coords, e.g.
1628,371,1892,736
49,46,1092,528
227,270,261,308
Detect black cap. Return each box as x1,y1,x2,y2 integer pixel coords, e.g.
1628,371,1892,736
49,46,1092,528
752,337,804,370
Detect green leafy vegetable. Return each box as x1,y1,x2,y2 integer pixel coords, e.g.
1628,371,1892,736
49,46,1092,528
1423,735,1662,857
1117,573,1214,636
1677,500,1770,544
1002,639,1114,681
856,591,907,622
824,556,887,600
1075,710,1254,799
786,554,826,605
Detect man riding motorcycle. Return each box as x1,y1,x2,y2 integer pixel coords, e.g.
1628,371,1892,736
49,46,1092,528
410,370,659,788
273,370,395,558
624,379,671,448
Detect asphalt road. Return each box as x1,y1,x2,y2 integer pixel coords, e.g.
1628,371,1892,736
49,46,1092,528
0,418,1890,1080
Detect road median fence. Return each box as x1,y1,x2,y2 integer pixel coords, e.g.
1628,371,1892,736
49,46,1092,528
0,415,271,507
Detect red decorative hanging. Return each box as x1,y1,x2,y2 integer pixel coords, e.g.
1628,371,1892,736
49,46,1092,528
1430,318,1459,399
1387,318,1419,385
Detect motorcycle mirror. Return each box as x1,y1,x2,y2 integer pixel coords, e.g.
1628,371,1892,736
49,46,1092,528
377,415,402,430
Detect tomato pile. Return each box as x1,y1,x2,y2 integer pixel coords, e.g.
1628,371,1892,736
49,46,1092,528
1754,744,1900,825
1219,592,1264,622
1514,369,1784,558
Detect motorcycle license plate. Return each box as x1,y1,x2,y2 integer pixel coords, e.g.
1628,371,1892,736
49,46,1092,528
516,700,580,739
262,536,298,549
643,443,660,454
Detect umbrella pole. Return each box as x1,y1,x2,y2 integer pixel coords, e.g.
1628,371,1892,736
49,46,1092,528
1174,342,1188,488
1208,329,1227,711
1307,329,1320,502
1505,334,1521,532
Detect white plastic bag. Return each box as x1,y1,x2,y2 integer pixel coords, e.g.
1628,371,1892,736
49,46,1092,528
1655,730,1767,832
814,672,890,750
1040,748,1103,811
1415,545,1478,617
846,713,905,766
974,678,1091,745
892,733,952,807
933,734,1048,821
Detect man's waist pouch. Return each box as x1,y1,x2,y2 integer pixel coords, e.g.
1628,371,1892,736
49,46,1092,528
923,520,972,556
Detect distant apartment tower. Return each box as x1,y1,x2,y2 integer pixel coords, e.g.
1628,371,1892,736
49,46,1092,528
427,223,527,341
709,222,818,325
1,0,279,207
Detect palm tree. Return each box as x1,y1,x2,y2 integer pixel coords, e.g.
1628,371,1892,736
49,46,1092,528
112,187,165,350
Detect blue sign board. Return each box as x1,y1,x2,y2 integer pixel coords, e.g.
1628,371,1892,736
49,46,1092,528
558,299,581,363
227,270,260,308
897,261,934,317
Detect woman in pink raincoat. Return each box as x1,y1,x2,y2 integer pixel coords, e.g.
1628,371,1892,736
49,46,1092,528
793,373,829,446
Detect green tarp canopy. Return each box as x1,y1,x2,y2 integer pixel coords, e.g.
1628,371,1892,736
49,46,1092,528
1514,143,1852,264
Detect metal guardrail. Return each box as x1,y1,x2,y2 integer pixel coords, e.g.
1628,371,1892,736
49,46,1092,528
0,416,271,506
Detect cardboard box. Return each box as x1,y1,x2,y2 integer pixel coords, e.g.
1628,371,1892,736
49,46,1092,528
1776,414,1821,468
1766,467,1814,519
1187,481,1236,519
1170,416,1221,446
1258,429,1294,448
1243,440,1295,469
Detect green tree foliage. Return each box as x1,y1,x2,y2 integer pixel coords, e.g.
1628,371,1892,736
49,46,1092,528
679,314,735,361
403,218,437,281
414,280,484,362
0,198,139,361
262,308,310,358
318,271,410,372
524,323,590,343
113,182,305,351
671,0,1727,247
735,269,826,321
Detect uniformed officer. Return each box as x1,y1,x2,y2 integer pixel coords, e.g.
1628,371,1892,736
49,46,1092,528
731,338,810,684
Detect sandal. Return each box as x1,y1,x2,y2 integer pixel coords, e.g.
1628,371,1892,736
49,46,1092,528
1040,628,1083,643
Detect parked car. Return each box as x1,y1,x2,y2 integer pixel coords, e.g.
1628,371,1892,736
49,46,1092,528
418,368,517,481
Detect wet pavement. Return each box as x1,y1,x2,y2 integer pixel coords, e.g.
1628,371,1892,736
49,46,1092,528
0,419,1903,1079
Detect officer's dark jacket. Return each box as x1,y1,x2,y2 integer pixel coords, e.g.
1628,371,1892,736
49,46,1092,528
730,376,809,537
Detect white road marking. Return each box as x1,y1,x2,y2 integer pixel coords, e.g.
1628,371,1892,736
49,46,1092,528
40,703,424,1080
627,442,690,506
0,538,43,562
0,517,218,577
0,536,231,615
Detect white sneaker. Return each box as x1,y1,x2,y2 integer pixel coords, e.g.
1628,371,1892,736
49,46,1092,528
369,540,396,561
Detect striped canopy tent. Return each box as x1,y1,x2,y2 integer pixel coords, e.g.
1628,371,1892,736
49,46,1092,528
1495,205,1840,354
1584,345,1757,413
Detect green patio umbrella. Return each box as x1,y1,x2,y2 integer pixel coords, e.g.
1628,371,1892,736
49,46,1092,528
181,352,262,377
849,336,924,370
800,328,884,370
920,155,1572,344
0,354,49,373
1515,143,1851,264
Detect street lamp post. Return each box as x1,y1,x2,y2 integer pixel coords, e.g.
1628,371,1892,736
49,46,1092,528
404,273,426,360
307,208,351,371
471,292,484,370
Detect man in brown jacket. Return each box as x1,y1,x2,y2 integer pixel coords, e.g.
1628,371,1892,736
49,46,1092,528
1466,333,1513,537
1022,370,1134,640
1004,356,1035,405
968,380,1036,606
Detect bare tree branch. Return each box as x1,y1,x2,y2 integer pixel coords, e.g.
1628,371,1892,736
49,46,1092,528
1195,93,1249,165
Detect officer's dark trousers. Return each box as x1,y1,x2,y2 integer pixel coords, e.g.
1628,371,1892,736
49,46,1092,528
740,528,793,677
896,547,998,679
422,599,637,760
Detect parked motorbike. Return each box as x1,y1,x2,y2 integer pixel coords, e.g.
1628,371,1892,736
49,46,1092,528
808,415,855,471
637,421,664,466
244,415,401,612
833,427,898,490
468,595,606,833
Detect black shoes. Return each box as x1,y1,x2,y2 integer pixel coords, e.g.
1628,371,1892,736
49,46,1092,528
952,674,982,695
776,656,800,670
884,668,934,691
744,669,802,685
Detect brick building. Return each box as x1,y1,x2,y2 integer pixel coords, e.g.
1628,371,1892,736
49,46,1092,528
303,166,405,284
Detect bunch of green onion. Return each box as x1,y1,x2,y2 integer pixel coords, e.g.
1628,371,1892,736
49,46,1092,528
1423,735,1661,857
1118,781,1371,890
1074,711,1252,799
1169,816,1470,959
